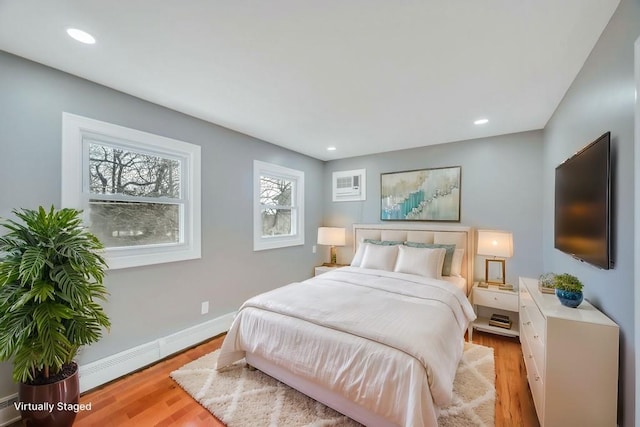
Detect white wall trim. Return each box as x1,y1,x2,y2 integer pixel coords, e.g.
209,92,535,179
61,112,202,269
0,394,19,427
0,312,236,427
634,35,639,427
332,169,366,202
79,311,235,392
253,160,305,251
0,312,234,426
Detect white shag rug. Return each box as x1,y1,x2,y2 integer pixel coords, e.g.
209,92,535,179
171,342,495,427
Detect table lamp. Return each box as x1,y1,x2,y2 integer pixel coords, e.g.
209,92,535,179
477,229,513,285
317,227,346,266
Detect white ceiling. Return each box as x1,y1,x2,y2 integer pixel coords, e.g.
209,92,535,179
0,1,620,160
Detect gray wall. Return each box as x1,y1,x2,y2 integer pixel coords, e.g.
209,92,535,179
542,1,639,425
323,131,544,286
2,3,637,421
0,51,325,397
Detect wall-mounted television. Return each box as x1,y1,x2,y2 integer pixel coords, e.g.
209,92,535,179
554,131,612,269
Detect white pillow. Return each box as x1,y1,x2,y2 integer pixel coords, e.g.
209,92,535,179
360,244,399,271
393,245,446,279
350,242,368,267
450,248,465,276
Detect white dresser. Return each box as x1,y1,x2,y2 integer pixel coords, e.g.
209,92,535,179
519,277,619,427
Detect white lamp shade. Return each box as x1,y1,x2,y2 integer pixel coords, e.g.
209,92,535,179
317,227,346,246
477,230,513,258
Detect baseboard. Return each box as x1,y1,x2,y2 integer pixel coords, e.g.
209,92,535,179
158,312,235,358
0,394,19,427
78,311,235,392
0,311,235,423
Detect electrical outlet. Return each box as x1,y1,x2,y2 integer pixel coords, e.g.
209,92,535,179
312,245,317,253
201,301,209,315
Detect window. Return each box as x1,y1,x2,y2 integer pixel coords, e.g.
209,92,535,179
62,113,201,269
254,160,304,250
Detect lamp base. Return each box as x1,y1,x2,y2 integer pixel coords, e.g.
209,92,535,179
329,246,337,265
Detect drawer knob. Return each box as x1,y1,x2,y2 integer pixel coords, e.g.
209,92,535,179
528,354,533,359
535,375,540,381
534,335,539,339
525,321,531,326
521,305,526,308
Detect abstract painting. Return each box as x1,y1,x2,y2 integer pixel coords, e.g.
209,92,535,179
381,166,461,221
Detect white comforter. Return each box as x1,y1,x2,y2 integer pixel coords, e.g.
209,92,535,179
217,267,476,426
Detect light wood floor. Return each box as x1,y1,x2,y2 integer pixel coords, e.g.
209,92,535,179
51,331,539,426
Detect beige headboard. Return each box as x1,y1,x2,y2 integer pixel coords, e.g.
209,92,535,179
352,223,474,295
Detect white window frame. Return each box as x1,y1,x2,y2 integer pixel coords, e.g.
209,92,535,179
253,160,305,251
61,112,201,269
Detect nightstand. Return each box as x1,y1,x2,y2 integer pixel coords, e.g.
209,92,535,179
314,264,348,276
468,282,519,341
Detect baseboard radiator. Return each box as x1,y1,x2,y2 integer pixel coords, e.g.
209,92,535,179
0,395,19,427
0,312,235,426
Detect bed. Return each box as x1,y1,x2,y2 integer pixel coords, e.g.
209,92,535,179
217,224,476,426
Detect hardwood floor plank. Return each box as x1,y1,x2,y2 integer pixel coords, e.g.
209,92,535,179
13,331,538,426
469,332,539,427
71,336,226,427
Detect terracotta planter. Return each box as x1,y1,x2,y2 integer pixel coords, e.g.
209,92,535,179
18,365,79,427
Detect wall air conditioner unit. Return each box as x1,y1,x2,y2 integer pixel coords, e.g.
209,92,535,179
333,169,366,202
335,175,360,196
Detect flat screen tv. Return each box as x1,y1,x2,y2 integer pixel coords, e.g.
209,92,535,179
554,131,612,269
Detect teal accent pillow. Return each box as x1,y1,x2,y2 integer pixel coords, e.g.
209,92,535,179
404,242,457,276
363,239,404,246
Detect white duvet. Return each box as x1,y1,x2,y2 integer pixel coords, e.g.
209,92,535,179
217,267,476,426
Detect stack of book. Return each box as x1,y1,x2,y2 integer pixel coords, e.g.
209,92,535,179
489,313,512,329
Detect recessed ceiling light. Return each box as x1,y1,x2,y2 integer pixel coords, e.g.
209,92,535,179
474,118,489,125
66,28,96,45
327,146,337,151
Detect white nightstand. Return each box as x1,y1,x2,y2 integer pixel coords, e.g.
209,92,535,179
314,264,348,276
468,282,519,341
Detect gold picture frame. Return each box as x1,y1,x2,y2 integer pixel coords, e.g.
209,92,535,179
485,259,506,284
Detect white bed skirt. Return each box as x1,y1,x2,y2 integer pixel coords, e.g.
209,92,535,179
246,351,397,427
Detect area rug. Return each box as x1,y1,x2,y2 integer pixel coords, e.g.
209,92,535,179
170,342,495,427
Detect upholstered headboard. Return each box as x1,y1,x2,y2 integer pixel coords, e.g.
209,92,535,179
352,223,474,295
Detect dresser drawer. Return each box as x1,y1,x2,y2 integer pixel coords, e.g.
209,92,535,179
521,305,545,343
520,293,546,344
518,276,619,427
521,313,546,376
527,358,545,420
527,303,545,342
529,334,545,377
473,288,518,311
521,330,545,417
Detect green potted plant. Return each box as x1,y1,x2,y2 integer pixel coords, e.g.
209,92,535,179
554,273,584,308
538,272,556,294
0,206,110,426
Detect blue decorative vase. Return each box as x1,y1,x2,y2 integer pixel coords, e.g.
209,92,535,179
556,289,583,308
